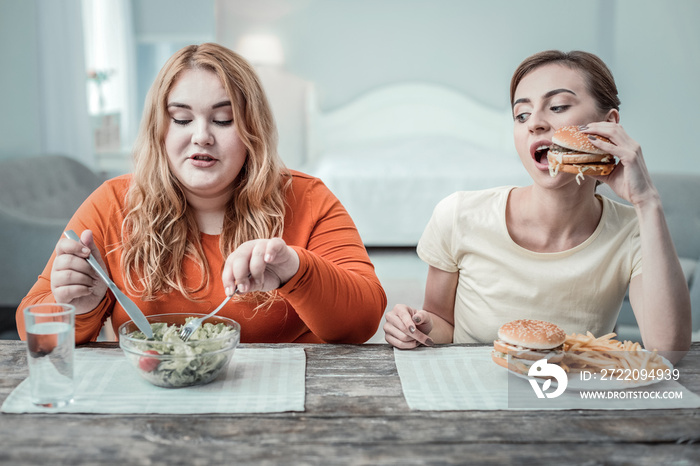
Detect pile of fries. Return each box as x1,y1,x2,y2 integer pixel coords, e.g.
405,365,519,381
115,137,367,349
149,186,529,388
560,331,667,373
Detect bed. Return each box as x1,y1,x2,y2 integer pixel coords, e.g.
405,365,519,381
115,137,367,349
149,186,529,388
302,82,533,246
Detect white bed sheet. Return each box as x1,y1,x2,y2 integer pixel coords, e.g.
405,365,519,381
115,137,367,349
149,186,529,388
307,136,533,246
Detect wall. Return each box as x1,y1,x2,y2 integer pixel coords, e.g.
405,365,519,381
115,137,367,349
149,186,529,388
0,0,215,166
614,0,700,173
132,0,216,148
216,0,700,174
0,0,42,159
218,0,611,110
1,0,697,173
132,0,215,41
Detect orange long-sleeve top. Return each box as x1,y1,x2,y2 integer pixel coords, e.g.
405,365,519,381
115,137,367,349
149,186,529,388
16,170,387,344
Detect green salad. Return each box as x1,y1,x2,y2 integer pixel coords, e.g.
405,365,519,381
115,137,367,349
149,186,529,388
127,319,238,388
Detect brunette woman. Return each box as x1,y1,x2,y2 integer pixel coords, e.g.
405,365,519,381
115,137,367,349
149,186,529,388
384,50,690,362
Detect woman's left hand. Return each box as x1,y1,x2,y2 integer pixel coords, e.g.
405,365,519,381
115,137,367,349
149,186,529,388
222,238,300,295
580,122,659,206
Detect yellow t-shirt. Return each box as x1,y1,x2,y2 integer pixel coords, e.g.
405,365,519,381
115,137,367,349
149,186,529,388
417,186,642,343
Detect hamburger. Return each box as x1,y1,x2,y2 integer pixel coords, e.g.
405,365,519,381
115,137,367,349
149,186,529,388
491,319,566,375
547,125,617,183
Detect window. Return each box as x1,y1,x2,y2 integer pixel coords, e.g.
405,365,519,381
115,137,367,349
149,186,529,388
81,0,136,174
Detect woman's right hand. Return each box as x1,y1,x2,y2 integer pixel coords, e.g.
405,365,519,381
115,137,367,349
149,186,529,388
50,229,108,315
383,304,435,349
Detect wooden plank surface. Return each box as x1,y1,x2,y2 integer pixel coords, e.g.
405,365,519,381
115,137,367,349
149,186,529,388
1,341,699,465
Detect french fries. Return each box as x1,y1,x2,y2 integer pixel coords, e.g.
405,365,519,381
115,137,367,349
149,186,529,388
560,331,667,373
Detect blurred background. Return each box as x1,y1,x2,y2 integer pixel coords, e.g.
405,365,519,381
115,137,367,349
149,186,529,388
1,0,699,341
2,0,699,173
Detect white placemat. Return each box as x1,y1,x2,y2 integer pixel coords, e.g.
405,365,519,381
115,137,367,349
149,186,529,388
394,346,700,411
2,347,306,414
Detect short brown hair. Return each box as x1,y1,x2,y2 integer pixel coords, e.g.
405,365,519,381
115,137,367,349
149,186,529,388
510,50,621,114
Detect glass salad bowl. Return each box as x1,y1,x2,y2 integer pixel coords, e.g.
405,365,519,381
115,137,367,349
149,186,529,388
118,313,241,388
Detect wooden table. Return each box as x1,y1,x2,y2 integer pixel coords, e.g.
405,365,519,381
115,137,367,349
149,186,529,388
1,341,699,465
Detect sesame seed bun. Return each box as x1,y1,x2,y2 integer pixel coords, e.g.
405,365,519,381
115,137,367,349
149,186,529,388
551,125,612,155
497,319,566,350
547,126,617,181
492,320,567,373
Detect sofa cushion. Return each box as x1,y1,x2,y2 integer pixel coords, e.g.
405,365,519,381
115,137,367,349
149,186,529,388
0,155,102,219
0,155,104,308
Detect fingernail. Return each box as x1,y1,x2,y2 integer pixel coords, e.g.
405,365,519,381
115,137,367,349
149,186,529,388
588,135,597,140
264,254,272,262
409,326,415,333
225,287,233,296
413,316,421,324
425,338,435,347
82,248,90,254
578,125,589,130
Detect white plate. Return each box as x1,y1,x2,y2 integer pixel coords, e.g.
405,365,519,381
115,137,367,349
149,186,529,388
505,353,674,391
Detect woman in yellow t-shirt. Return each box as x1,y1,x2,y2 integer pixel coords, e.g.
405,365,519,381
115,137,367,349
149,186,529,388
384,50,690,363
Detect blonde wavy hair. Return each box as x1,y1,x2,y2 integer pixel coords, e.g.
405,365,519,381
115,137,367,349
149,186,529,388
121,43,290,301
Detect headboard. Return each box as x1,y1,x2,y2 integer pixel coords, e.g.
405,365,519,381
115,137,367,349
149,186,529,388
305,82,515,164
302,82,529,246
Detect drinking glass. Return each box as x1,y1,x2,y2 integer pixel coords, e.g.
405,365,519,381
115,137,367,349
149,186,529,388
23,303,75,408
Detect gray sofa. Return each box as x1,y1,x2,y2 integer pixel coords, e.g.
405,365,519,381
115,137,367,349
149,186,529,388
597,174,700,341
0,155,103,337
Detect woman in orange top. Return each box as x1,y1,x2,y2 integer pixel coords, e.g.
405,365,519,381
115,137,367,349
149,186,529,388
17,43,386,344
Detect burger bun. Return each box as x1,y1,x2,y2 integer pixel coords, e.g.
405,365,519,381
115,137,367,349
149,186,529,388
554,162,616,177
497,319,566,349
550,152,613,165
490,350,537,376
550,125,612,155
492,319,566,374
547,125,617,181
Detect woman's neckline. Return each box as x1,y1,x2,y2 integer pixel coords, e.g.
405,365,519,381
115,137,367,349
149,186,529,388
503,186,606,255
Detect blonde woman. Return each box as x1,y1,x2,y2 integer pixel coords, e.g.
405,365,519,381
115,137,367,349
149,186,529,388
17,43,386,344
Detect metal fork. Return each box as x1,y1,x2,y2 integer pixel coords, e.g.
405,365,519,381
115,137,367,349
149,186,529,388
179,291,236,342
63,230,154,339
